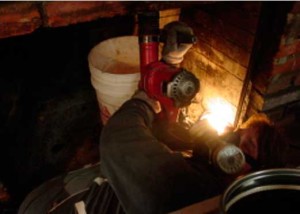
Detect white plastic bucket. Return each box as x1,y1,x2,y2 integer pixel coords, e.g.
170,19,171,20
88,36,140,124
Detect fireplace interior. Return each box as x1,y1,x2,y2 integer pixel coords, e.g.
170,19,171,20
0,1,300,213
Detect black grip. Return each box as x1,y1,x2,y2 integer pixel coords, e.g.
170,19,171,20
159,30,197,44
137,11,160,35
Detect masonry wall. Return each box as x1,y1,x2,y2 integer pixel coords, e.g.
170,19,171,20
0,1,265,126
0,2,206,39
246,2,300,122
180,2,262,124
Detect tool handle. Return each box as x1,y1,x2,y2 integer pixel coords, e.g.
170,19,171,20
159,30,197,44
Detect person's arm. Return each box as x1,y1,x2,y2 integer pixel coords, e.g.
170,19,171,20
100,97,223,214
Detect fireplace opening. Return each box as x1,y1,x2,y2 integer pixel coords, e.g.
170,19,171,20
0,1,300,212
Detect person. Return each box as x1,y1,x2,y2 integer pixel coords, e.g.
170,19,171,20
100,21,223,214
17,102,288,214
100,92,222,214
99,21,289,214
18,21,288,214
222,113,288,171
99,96,289,214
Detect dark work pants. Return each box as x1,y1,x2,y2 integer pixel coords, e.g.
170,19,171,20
100,99,223,214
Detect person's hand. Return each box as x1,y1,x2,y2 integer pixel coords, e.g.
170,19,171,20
189,119,220,159
190,119,246,175
189,119,219,143
161,21,195,65
132,90,161,114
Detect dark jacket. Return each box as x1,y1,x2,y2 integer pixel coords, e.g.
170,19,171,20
100,99,223,214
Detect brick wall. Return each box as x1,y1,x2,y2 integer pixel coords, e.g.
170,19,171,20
1,1,297,124
0,2,207,39
0,2,41,39
181,2,261,123
247,2,299,122
180,2,298,125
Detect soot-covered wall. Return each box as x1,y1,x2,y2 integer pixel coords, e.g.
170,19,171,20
0,15,135,206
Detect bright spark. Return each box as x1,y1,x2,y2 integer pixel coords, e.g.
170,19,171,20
201,98,235,135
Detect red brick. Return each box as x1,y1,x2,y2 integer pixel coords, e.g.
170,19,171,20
263,87,300,111
43,2,128,27
275,39,300,58
272,54,300,75
0,2,41,39
201,2,261,34
194,9,255,51
267,71,300,94
184,18,251,67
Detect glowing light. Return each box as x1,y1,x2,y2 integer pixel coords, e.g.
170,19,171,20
201,98,235,135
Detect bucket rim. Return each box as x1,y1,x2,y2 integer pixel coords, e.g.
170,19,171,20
221,168,300,213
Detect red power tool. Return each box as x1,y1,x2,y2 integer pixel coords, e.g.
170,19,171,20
138,12,199,122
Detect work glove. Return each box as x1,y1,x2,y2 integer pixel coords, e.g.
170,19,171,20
132,90,161,114
161,21,195,65
189,119,220,159
189,119,246,175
